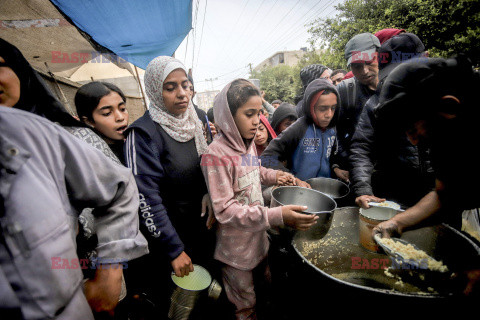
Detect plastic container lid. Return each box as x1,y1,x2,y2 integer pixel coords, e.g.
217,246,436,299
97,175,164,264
171,264,212,291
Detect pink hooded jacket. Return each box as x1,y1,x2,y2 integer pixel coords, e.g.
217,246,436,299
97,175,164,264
201,81,284,271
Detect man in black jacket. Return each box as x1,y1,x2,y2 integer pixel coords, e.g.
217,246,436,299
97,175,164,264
334,33,381,174
348,33,433,209
373,55,480,296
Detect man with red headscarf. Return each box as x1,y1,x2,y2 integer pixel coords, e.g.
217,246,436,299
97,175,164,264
374,28,405,44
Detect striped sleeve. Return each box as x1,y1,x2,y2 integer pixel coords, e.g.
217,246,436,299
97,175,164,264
124,128,185,260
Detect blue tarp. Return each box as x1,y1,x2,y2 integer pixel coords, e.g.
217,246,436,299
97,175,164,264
50,0,192,69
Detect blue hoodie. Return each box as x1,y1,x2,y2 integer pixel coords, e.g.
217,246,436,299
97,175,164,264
260,78,339,181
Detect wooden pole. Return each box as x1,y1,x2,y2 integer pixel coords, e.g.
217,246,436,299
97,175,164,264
44,62,76,116
134,65,148,111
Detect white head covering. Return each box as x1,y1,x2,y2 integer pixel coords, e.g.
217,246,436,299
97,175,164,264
144,56,208,155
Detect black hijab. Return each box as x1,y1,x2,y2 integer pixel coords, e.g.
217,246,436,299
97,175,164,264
0,38,86,127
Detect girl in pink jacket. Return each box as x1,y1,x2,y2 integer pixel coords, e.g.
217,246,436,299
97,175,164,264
201,79,317,320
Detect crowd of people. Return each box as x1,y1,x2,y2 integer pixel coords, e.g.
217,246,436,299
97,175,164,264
1,25,479,320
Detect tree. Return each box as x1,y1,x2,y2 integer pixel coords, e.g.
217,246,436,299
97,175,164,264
251,48,344,104
252,0,479,104
308,0,480,67
251,64,298,104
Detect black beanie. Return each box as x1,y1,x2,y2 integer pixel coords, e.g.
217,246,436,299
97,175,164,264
270,102,298,133
300,64,329,91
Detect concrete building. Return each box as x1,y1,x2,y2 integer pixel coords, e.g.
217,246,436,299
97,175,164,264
254,48,307,72
195,90,220,112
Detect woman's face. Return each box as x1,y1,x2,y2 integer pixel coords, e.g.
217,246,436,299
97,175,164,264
233,95,263,140
254,123,269,146
163,69,190,116
86,91,128,143
0,56,21,107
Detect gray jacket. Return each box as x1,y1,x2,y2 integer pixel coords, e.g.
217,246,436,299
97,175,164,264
0,107,148,319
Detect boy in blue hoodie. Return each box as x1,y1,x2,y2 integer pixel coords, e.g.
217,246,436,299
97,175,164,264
261,78,348,184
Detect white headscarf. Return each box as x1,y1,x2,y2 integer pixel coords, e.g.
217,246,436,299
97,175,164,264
144,56,208,155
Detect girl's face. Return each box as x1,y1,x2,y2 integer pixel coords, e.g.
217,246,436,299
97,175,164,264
233,95,263,140
254,123,269,146
85,91,128,143
163,69,190,116
0,56,21,107
313,92,337,129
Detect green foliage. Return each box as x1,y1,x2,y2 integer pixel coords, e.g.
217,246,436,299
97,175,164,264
308,0,480,68
252,0,479,102
251,64,298,104
251,48,345,103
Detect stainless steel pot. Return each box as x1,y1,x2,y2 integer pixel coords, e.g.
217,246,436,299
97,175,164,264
270,186,337,240
306,177,350,199
291,206,480,299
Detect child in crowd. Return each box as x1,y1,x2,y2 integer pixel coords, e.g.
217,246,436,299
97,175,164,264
73,81,129,163
261,78,349,184
201,78,317,320
269,102,298,135
254,113,276,156
72,82,131,298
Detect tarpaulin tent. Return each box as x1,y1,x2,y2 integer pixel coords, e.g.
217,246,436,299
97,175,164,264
1,0,192,121
50,0,192,69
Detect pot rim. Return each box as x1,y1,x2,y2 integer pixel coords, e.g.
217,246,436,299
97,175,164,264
359,207,398,222
291,208,478,298
271,186,337,214
305,177,350,199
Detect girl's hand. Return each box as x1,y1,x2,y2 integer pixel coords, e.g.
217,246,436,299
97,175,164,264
276,171,296,186
208,122,217,137
295,178,311,189
201,193,216,229
281,205,318,230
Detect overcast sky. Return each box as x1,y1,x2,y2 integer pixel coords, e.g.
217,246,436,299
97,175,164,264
174,0,341,93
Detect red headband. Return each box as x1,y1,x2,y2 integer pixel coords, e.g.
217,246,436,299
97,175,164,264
259,114,277,139
309,90,324,127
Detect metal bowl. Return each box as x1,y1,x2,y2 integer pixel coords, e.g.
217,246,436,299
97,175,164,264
271,186,337,240
271,186,337,215
306,177,350,199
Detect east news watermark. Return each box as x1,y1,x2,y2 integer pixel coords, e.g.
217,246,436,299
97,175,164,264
351,257,431,270
51,51,129,64
51,257,128,270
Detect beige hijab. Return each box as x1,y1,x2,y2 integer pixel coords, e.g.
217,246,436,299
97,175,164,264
144,56,208,155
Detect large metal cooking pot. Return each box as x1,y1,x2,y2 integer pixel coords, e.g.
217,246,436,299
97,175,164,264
270,186,337,240
306,177,350,199
291,207,480,304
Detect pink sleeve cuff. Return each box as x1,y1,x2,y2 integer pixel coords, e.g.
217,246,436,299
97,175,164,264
259,166,278,186
267,206,284,228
